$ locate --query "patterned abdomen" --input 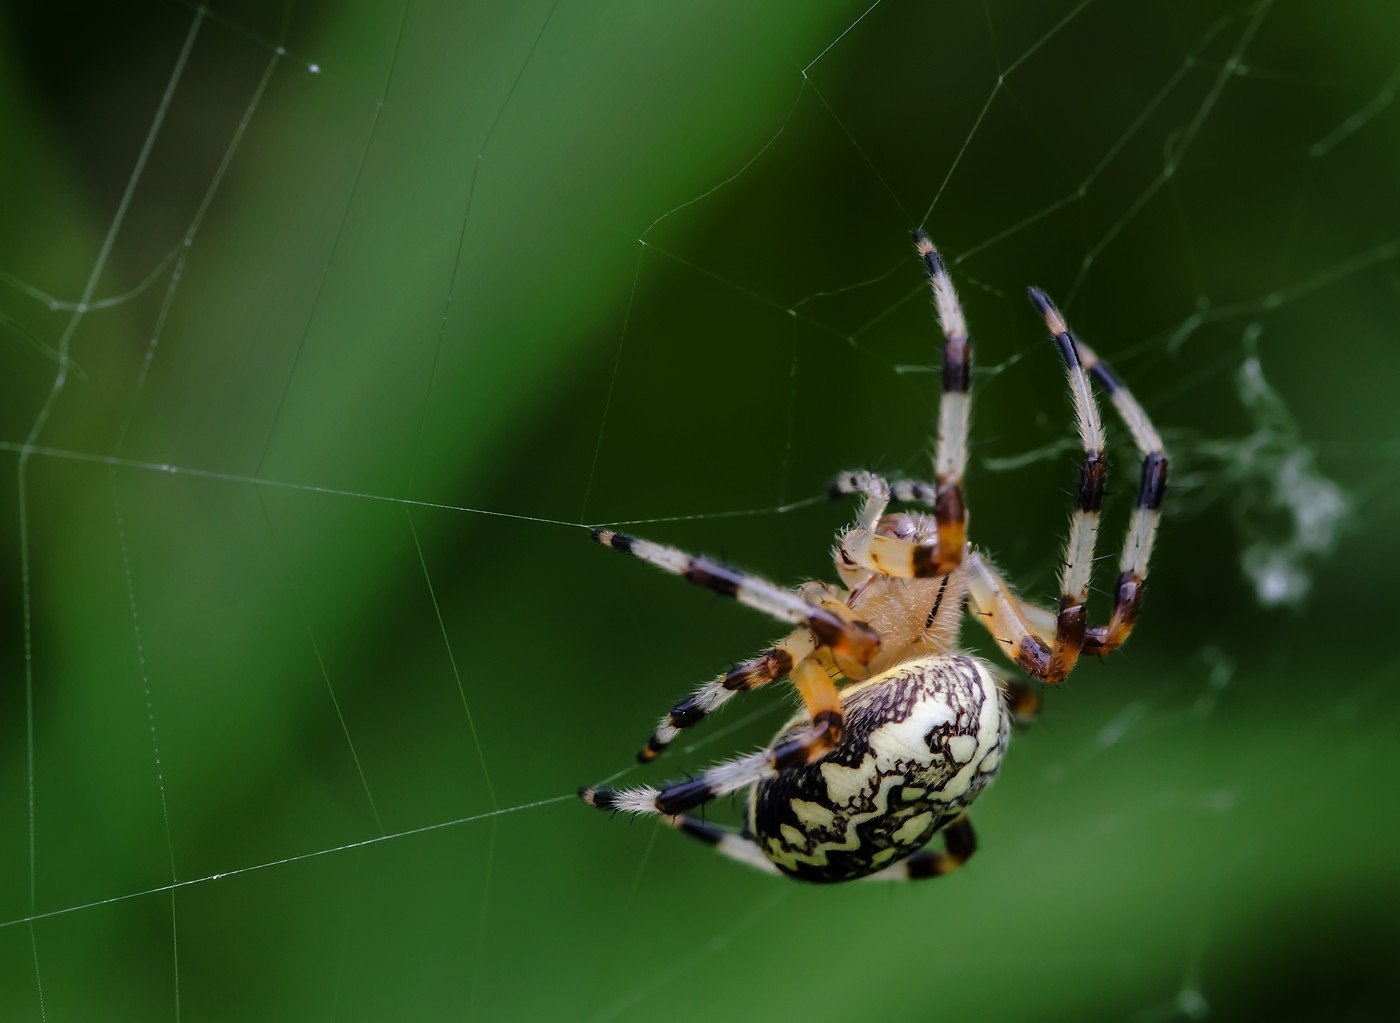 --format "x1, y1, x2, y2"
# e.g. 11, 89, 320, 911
747, 655, 1009, 883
